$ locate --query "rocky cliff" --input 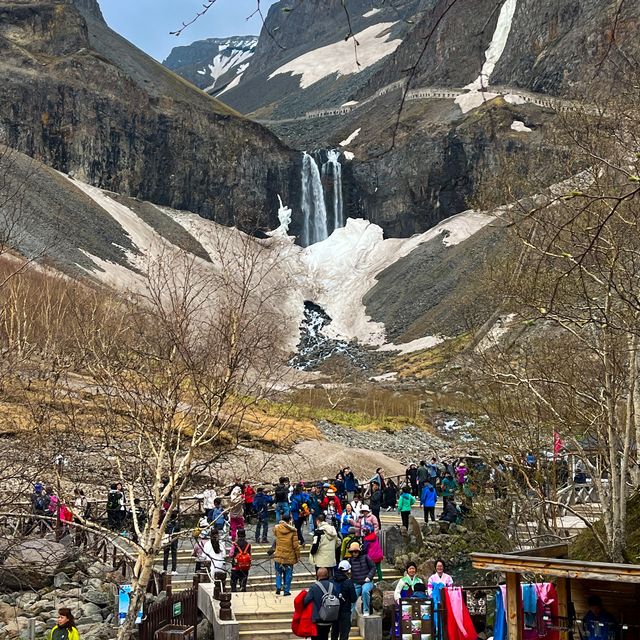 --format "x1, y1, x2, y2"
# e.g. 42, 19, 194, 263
0, 0, 299, 230
216, 0, 428, 118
